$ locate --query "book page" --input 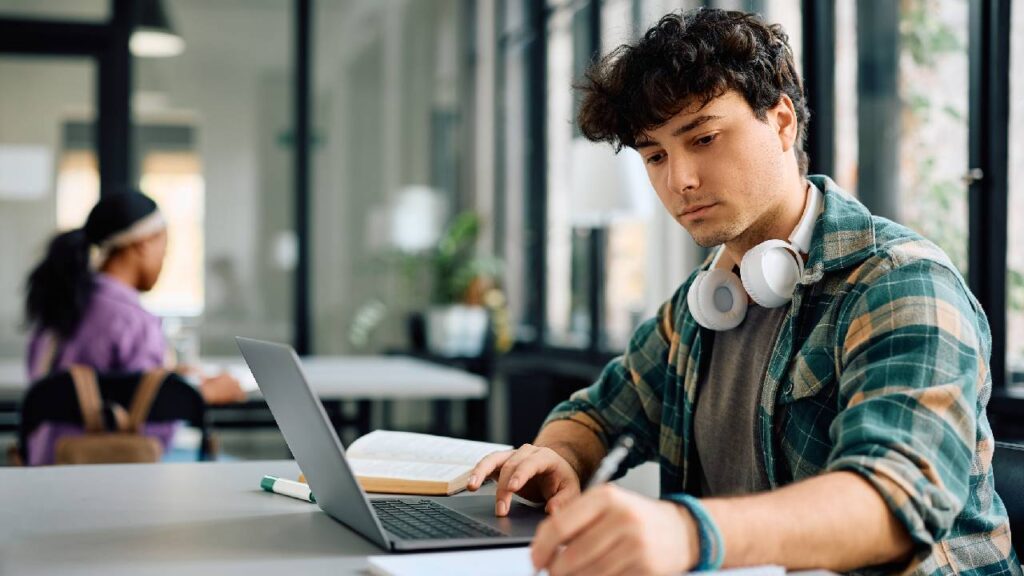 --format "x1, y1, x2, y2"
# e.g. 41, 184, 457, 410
349, 459, 469, 482
347, 431, 511, 466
